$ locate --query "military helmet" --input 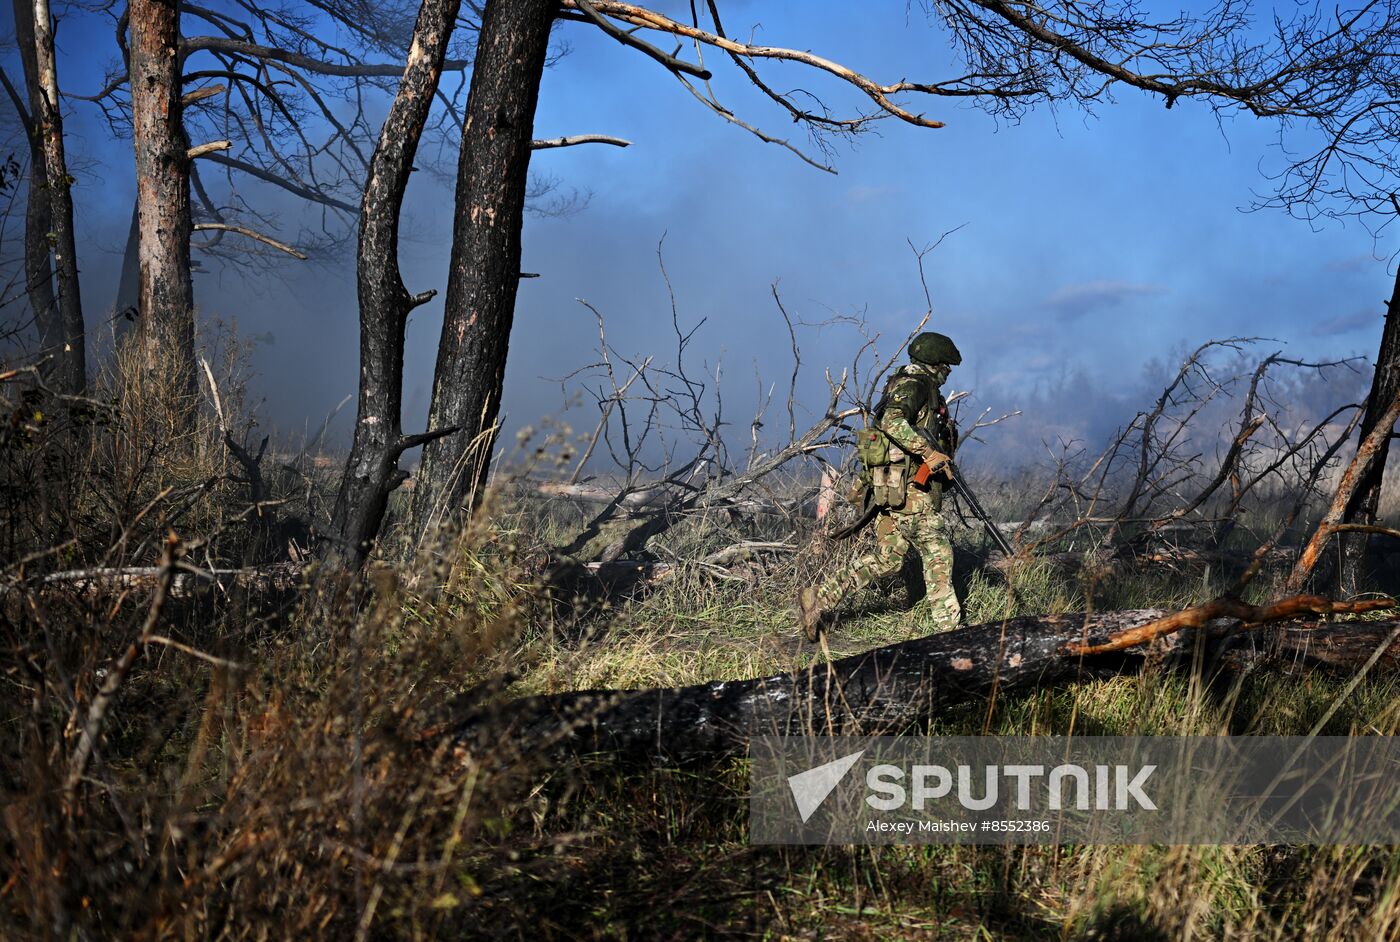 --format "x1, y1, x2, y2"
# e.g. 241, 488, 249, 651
908, 331, 961, 367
